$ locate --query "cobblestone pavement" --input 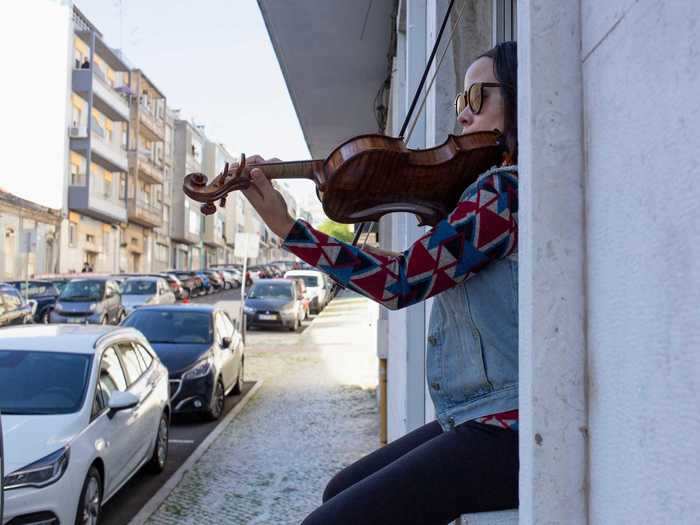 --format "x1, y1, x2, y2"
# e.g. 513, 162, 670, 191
146, 290, 379, 525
